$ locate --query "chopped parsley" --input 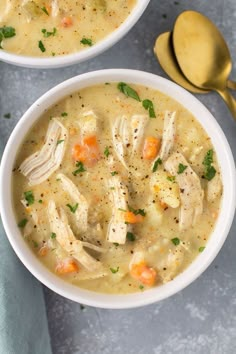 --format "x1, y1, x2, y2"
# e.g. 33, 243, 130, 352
18, 219, 28, 228
61, 112, 68, 117
118, 208, 127, 212
177, 163, 187, 174
152, 158, 162, 172
24, 190, 34, 205
139, 285, 144, 290
0, 26, 16, 48
167, 176, 175, 182
3, 113, 11, 119
38, 199, 43, 204
113, 243, 119, 247
142, 99, 156, 118
117, 82, 141, 102
32, 240, 38, 248
110, 266, 119, 274
41, 6, 49, 15
128, 205, 146, 216
72, 161, 86, 176
57, 139, 64, 145
50, 232, 57, 239
111, 171, 118, 176
199, 246, 205, 253
171, 237, 180, 246
202, 149, 216, 181
42, 28, 57, 38
126, 232, 136, 242
104, 146, 110, 157
80, 37, 93, 46
38, 40, 46, 52
66, 203, 79, 213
